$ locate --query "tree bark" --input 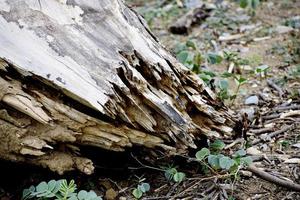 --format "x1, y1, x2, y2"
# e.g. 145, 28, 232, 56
0, 0, 236, 174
